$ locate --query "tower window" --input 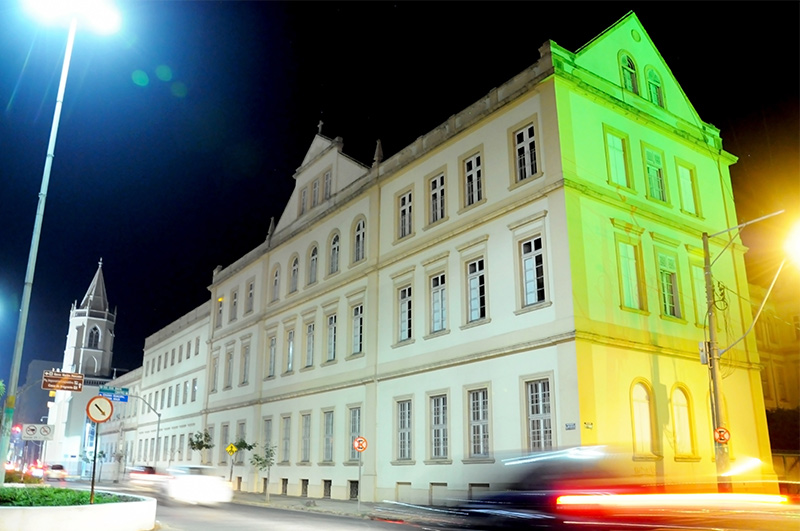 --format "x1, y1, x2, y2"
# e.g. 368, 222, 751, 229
88, 327, 100, 349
